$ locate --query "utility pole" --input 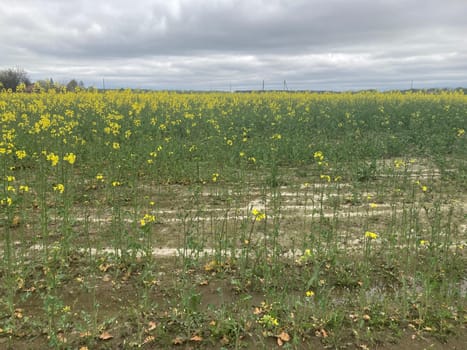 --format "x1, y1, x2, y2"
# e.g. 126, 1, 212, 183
262, 80, 265, 91
283, 80, 288, 91
102, 78, 106, 91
